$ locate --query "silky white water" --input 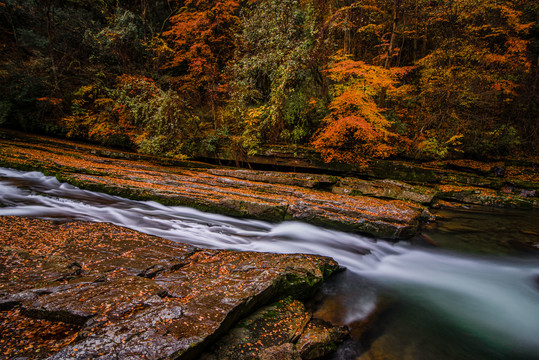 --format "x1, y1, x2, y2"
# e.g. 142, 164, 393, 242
1, 167, 538, 359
